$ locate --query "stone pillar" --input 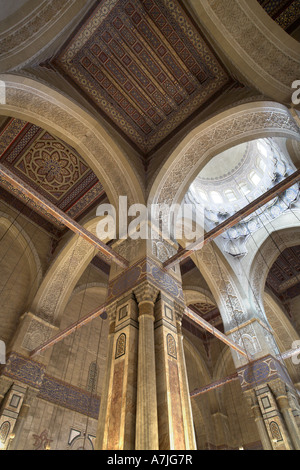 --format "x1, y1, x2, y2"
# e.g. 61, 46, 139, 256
0, 383, 27, 450
154, 292, 182, 450
226, 306, 300, 450
97, 294, 139, 450
0, 311, 57, 449
95, 237, 196, 450
174, 303, 197, 450
134, 282, 159, 450
237, 356, 298, 450
271, 382, 300, 450
246, 390, 272, 450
